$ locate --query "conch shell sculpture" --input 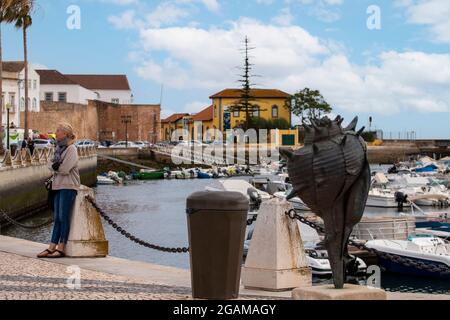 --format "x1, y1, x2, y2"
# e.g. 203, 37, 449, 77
280, 116, 371, 289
